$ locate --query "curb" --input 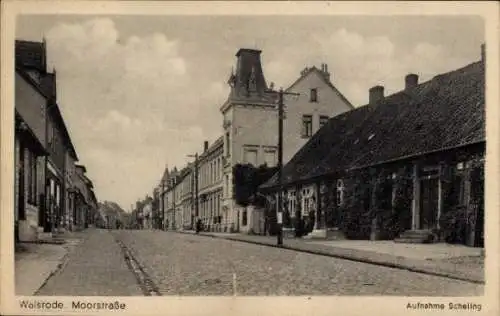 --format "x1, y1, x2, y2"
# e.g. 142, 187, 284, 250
32, 241, 80, 296
176, 231, 484, 285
